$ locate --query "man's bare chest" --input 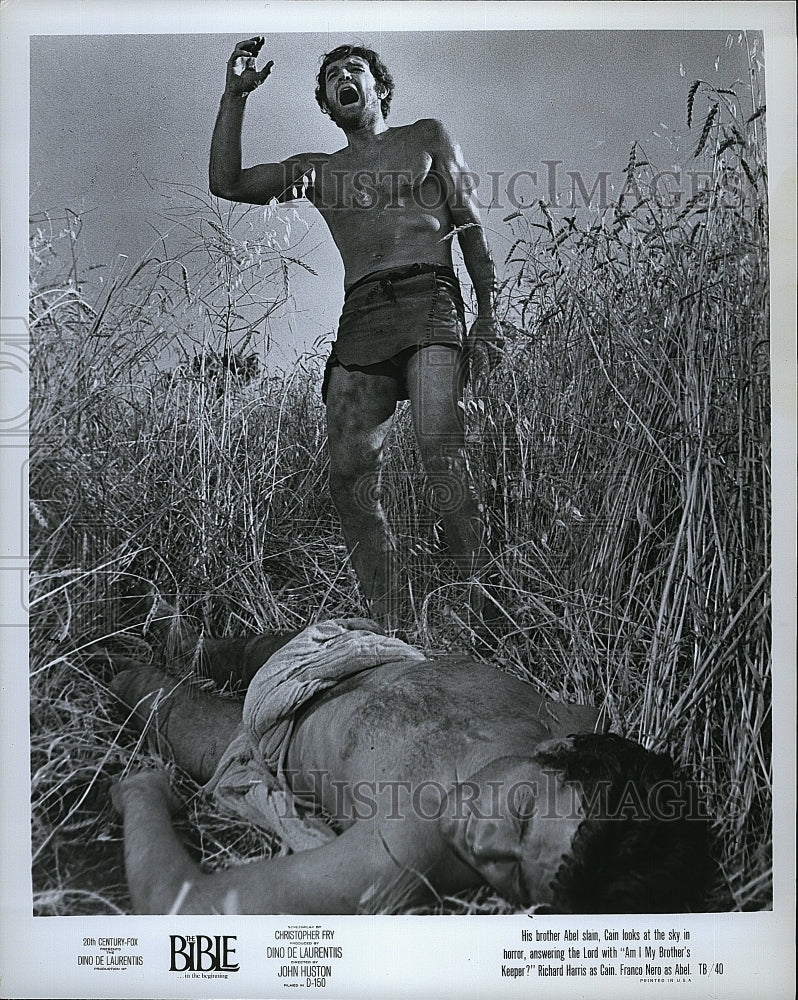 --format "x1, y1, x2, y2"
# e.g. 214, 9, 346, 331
314, 144, 440, 212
